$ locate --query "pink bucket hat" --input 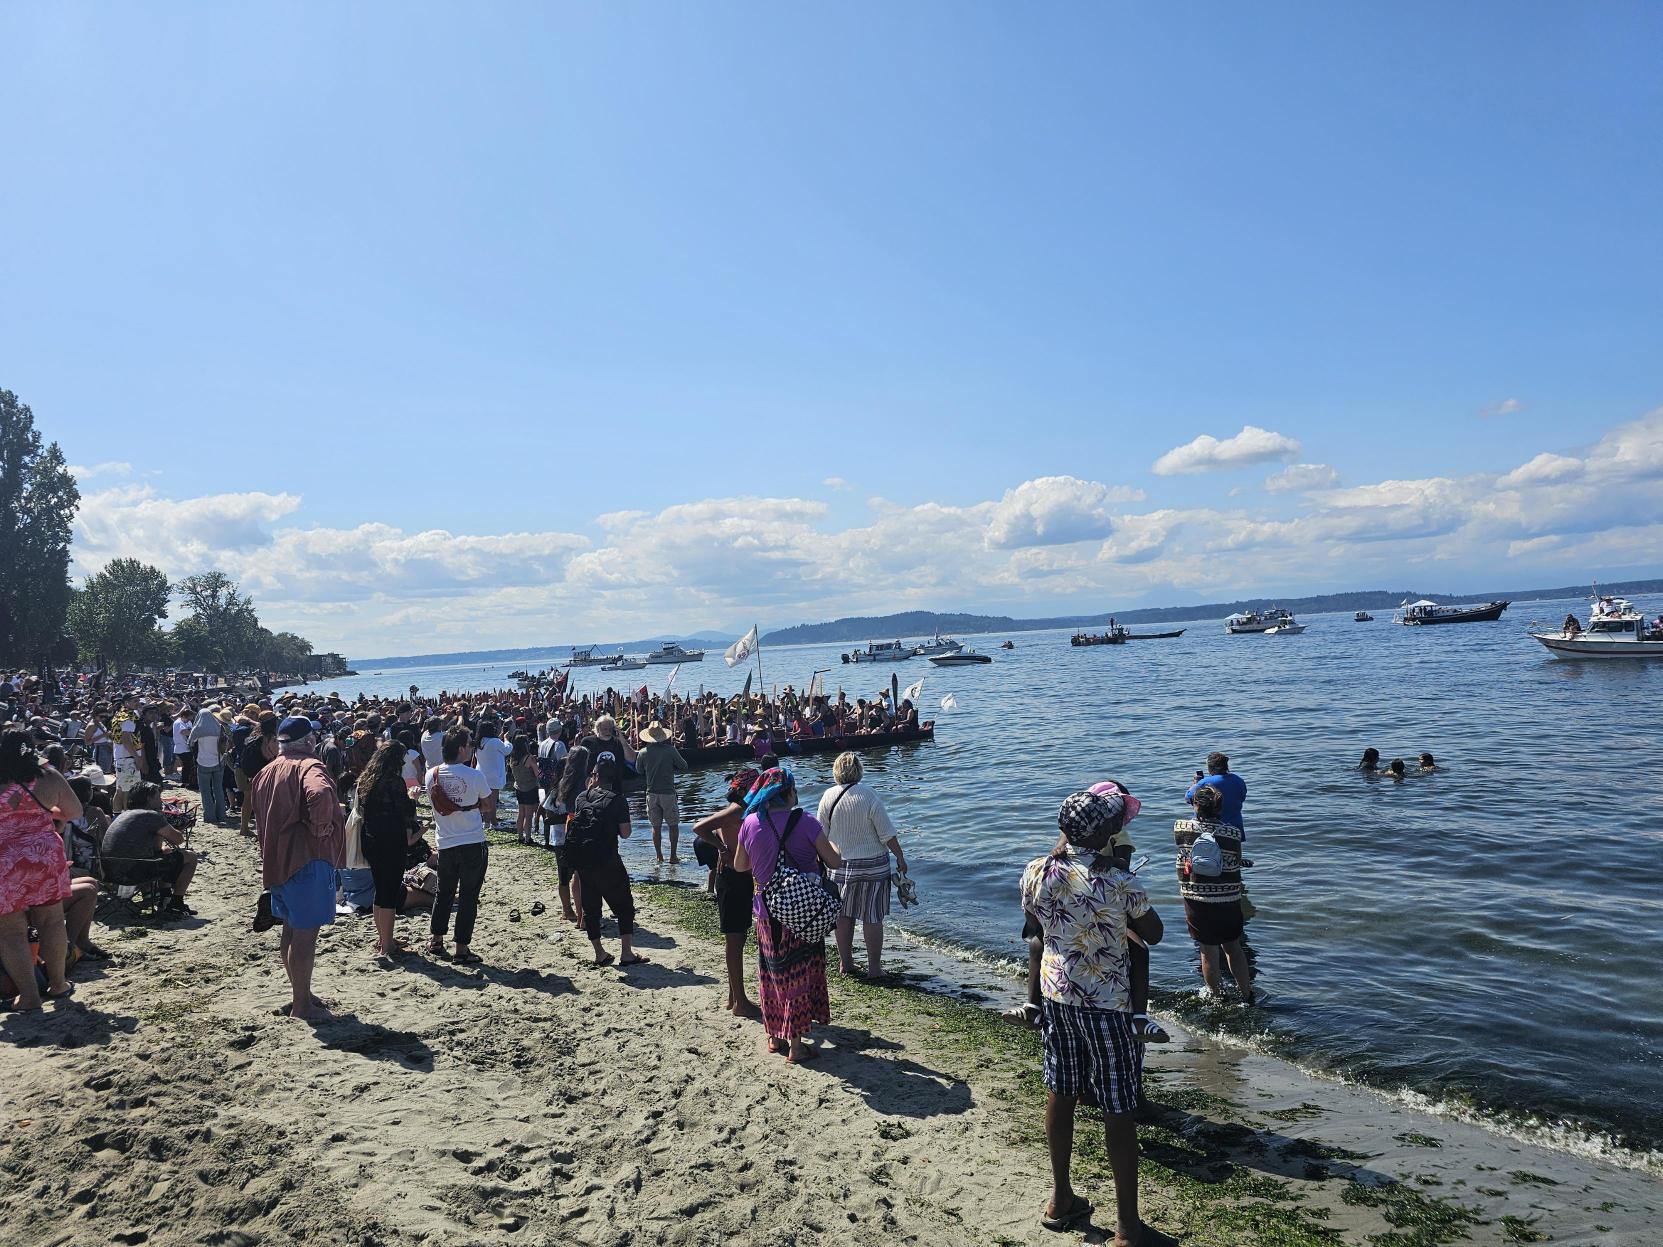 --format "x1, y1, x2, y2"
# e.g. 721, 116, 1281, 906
1089, 780, 1140, 825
